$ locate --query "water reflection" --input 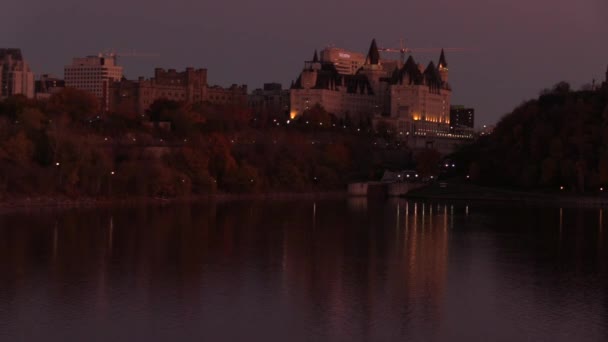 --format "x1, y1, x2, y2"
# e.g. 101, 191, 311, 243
0, 201, 607, 341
